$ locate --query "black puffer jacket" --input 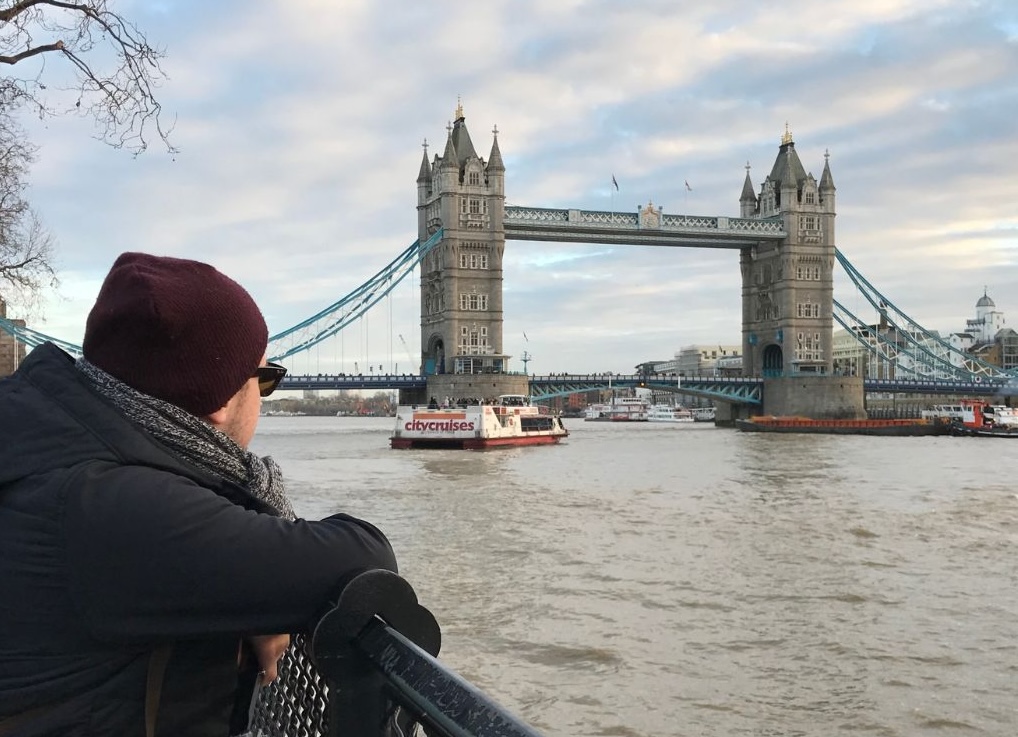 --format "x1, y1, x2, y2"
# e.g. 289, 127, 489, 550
0, 344, 398, 736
